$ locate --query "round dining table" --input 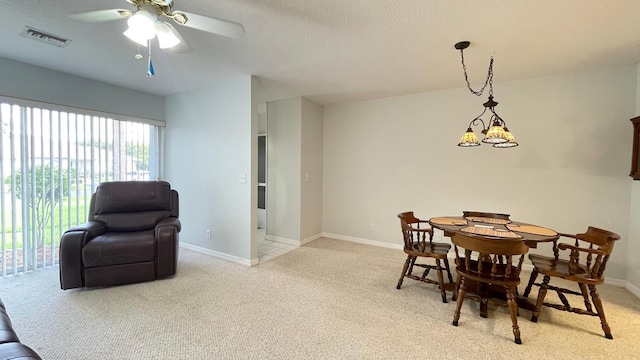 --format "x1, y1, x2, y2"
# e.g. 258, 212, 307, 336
428, 215, 559, 316
428, 216, 559, 248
